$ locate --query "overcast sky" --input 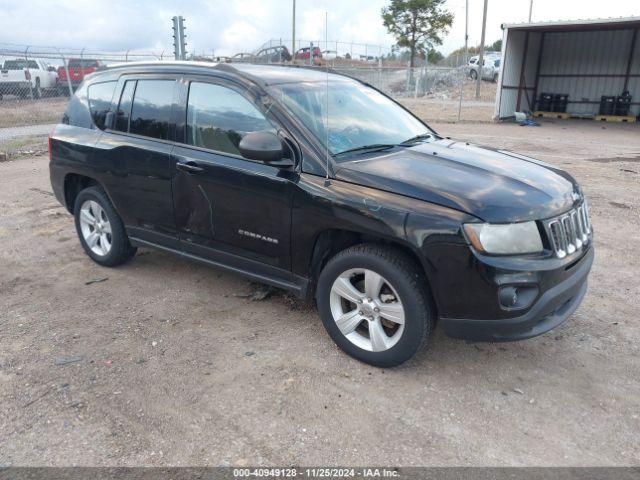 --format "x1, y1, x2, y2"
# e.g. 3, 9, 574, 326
1, 0, 638, 57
